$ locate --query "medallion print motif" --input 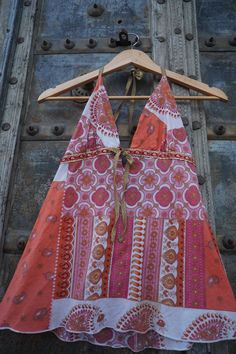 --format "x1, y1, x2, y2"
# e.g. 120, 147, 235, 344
0, 71, 236, 353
